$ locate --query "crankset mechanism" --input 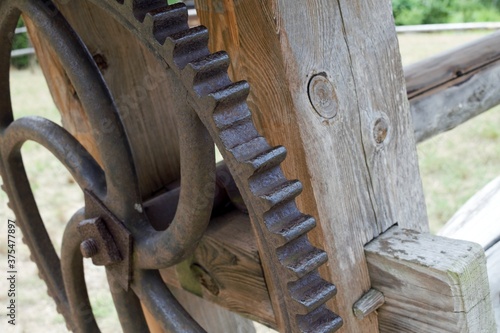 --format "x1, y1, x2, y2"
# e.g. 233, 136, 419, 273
0, 0, 342, 332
